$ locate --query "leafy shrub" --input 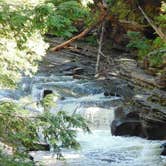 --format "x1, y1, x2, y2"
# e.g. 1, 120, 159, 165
127, 31, 151, 58
33, 0, 89, 37
0, 0, 89, 88
0, 98, 90, 159
0, 149, 34, 166
127, 31, 166, 67
0, 2, 49, 88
